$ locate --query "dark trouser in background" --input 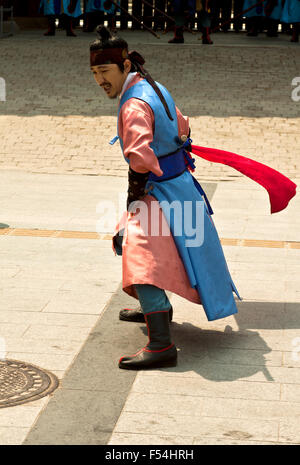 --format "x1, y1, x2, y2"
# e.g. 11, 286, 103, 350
210, 0, 233, 31
44, 14, 77, 36
233, 0, 244, 31
83, 11, 104, 32
44, 15, 56, 35
132, 0, 142, 30
153, 0, 167, 30
291, 22, 300, 42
